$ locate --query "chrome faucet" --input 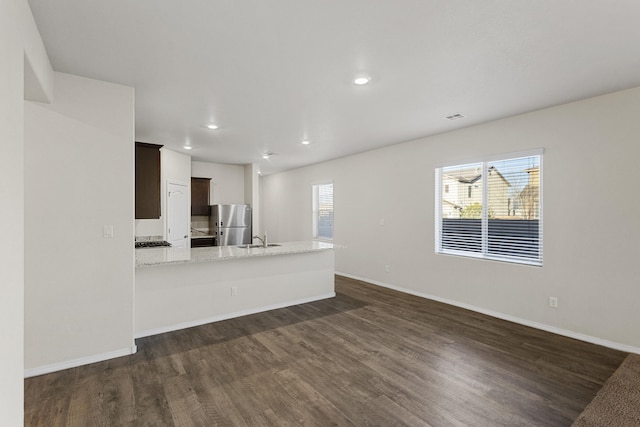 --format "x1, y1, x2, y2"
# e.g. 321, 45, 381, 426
252, 233, 268, 248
